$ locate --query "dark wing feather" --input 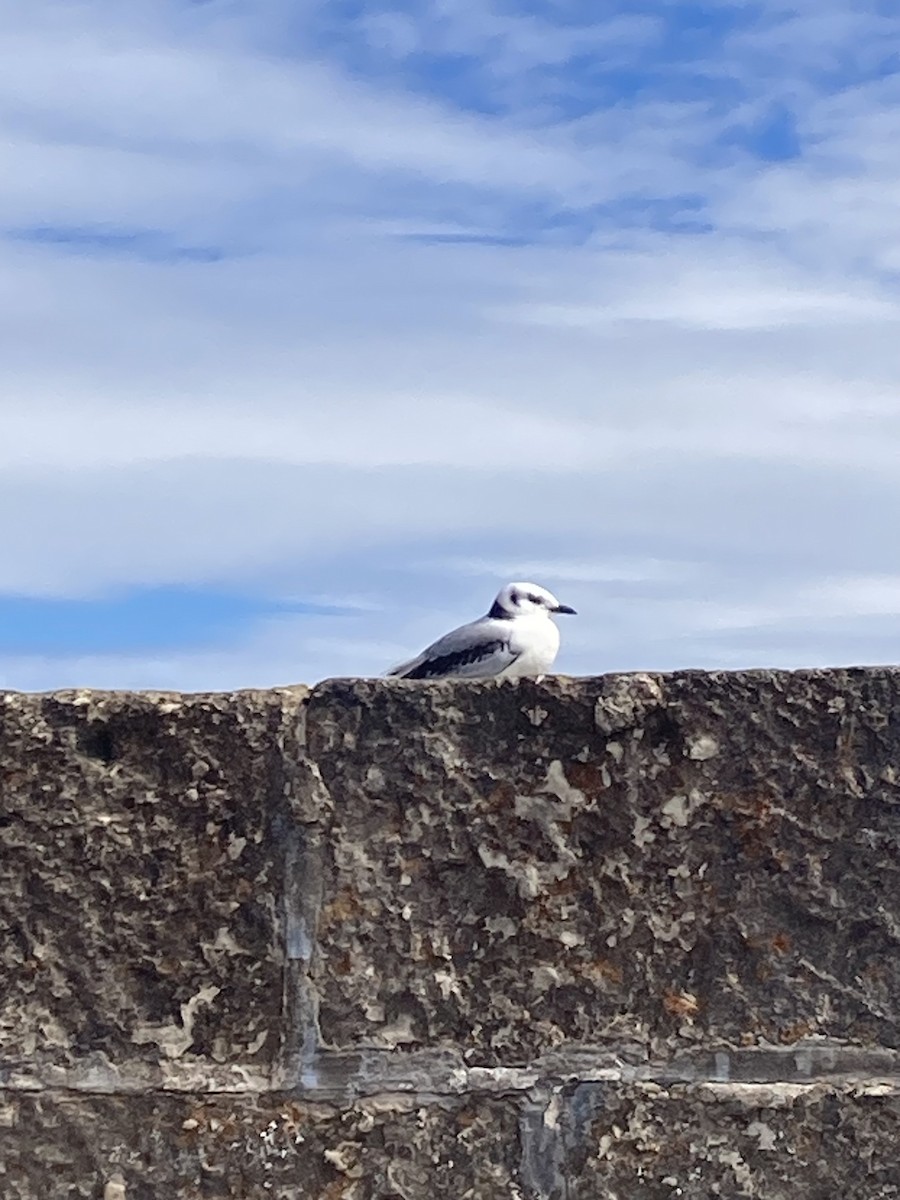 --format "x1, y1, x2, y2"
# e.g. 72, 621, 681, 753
400, 638, 519, 679
387, 616, 523, 679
